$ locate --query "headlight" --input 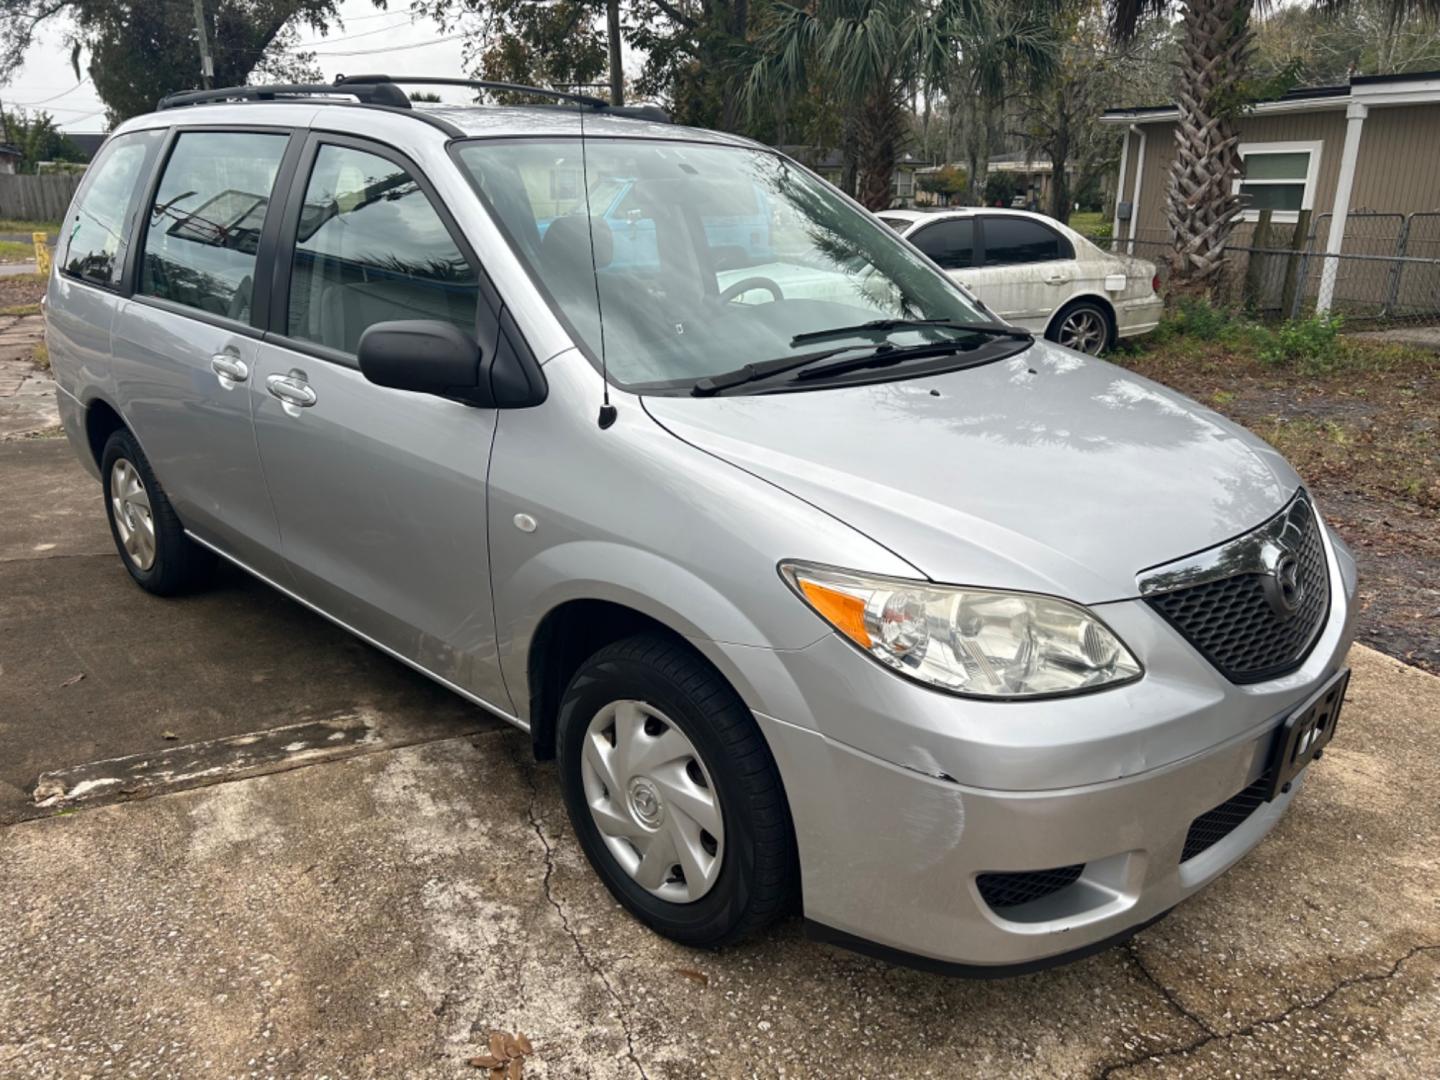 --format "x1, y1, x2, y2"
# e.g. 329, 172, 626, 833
780, 562, 1142, 698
